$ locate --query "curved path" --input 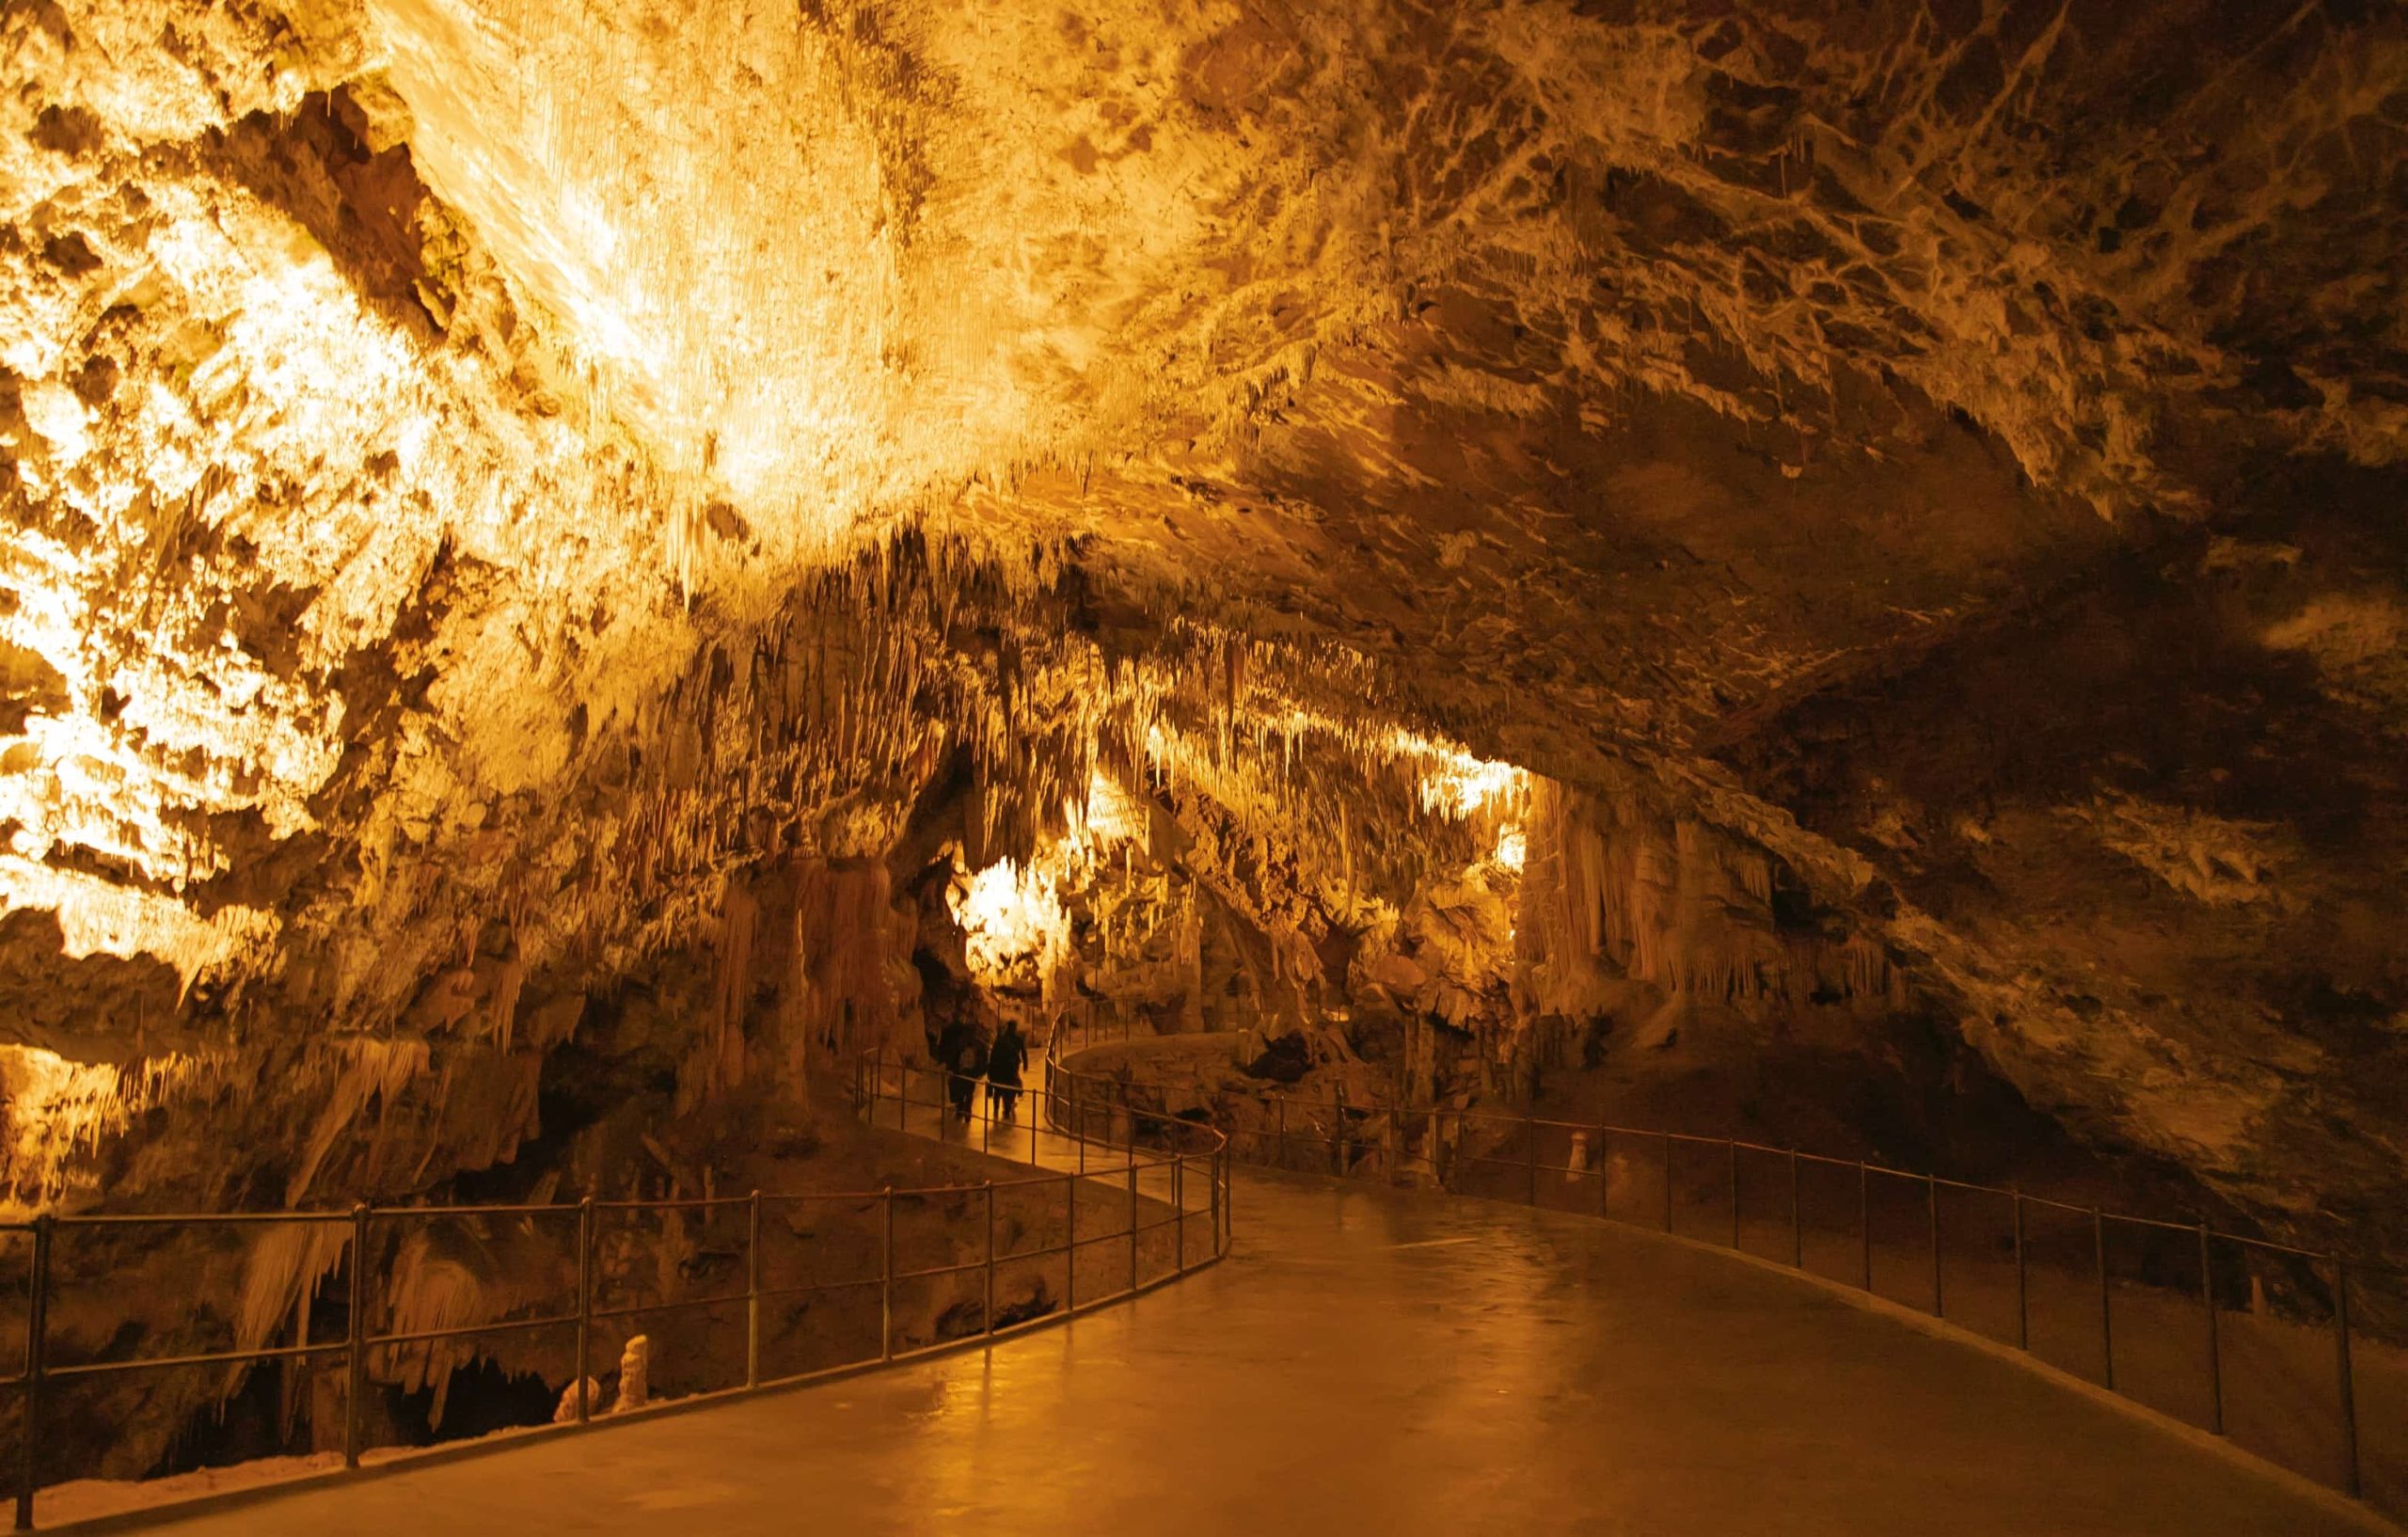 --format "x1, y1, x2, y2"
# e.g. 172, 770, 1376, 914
126, 1143, 2381, 1536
